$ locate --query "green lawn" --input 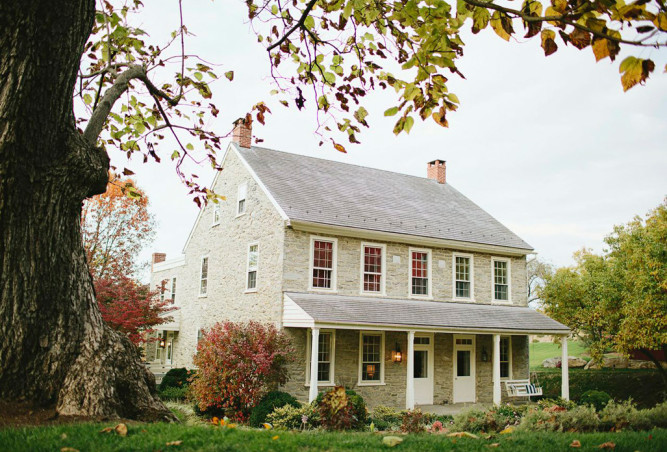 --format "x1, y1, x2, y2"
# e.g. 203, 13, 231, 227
529, 339, 589, 369
1, 423, 666, 452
